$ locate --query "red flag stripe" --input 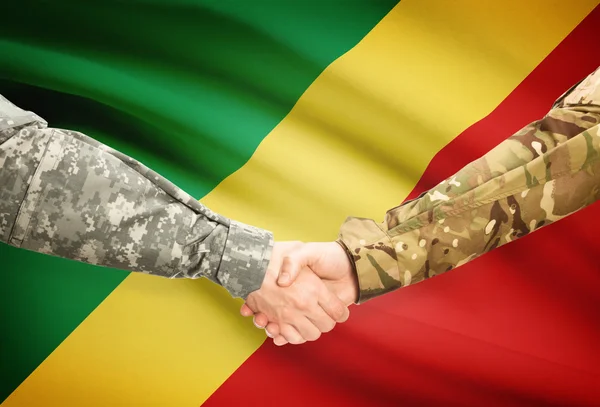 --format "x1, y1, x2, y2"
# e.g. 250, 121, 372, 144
204, 7, 600, 407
